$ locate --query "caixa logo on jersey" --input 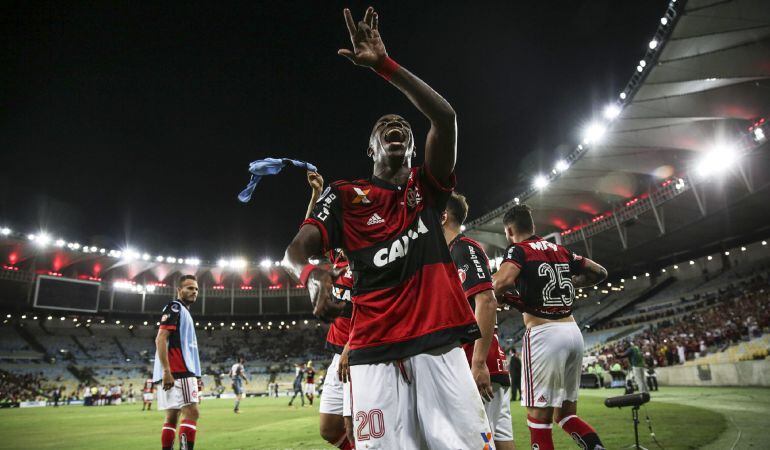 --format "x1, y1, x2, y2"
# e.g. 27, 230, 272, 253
372, 217, 429, 267
316, 191, 337, 222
